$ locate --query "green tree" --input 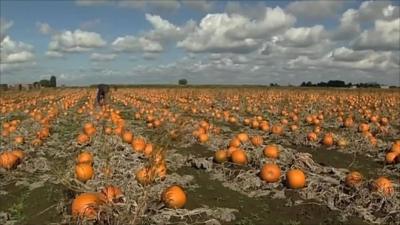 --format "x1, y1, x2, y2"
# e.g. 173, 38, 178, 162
39, 79, 50, 87
178, 79, 188, 85
50, 76, 56, 87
